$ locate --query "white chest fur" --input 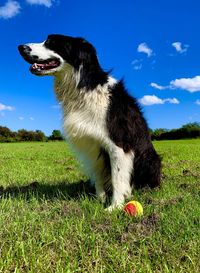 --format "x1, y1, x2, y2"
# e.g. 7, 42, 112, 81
64, 95, 108, 141
60, 76, 116, 145
60, 77, 116, 181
